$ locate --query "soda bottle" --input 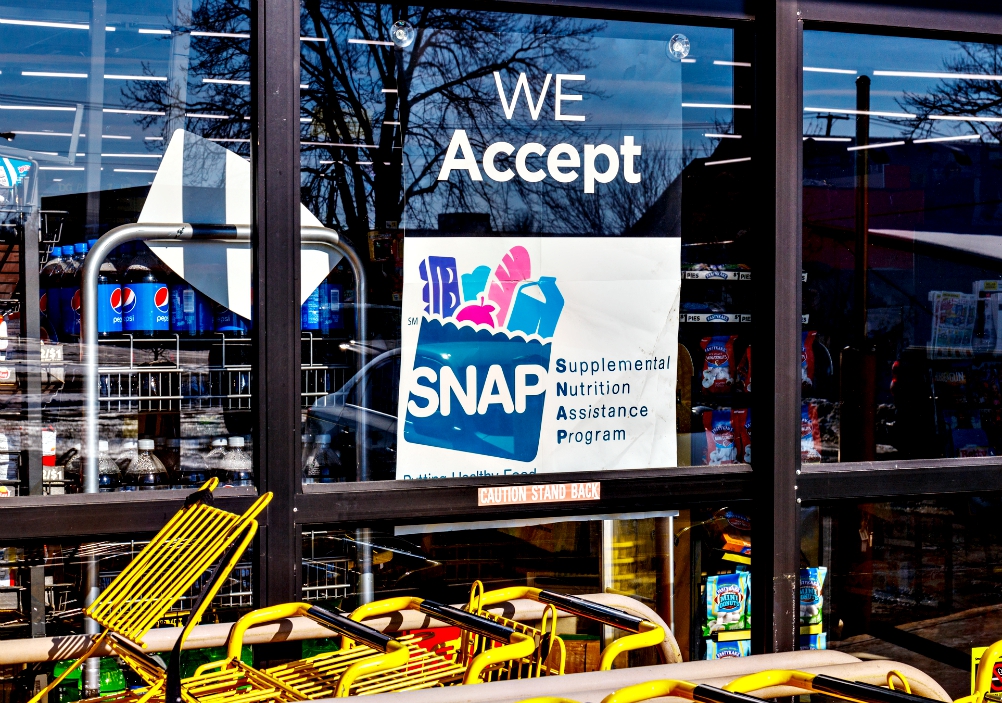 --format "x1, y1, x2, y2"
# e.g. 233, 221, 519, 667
321, 262, 351, 336
214, 305, 251, 338
97, 439, 121, 492
302, 287, 320, 333
176, 438, 210, 488
205, 437, 228, 477
122, 244, 170, 337
39, 246, 65, 340
219, 436, 253, 487
306, 434, 341, 483
123, 439, 169, 490
97, 246, 123, 338
56, 242, 85, 341
301, 433, 315, 483
115, 438, 138, 474
170, 280, 214, 338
